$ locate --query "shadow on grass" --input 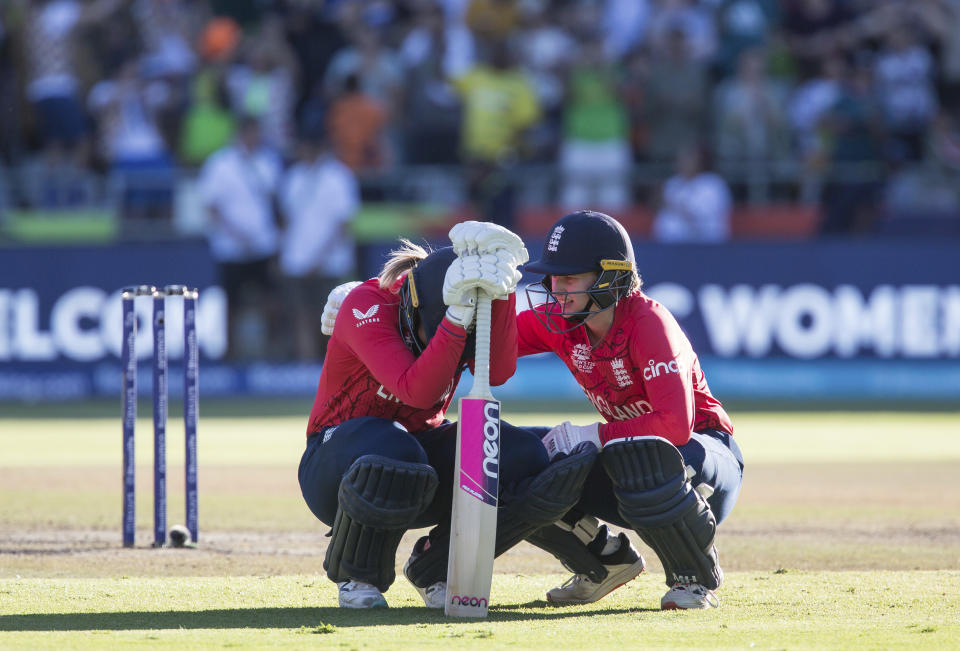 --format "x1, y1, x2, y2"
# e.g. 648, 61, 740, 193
499, 599, 659, 613
1, 605, 649, 631
0, 545, 117, 556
